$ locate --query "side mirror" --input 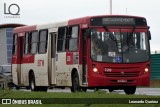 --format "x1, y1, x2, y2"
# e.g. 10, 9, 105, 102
148, 31, 151, 40
84, 29, 91, 38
